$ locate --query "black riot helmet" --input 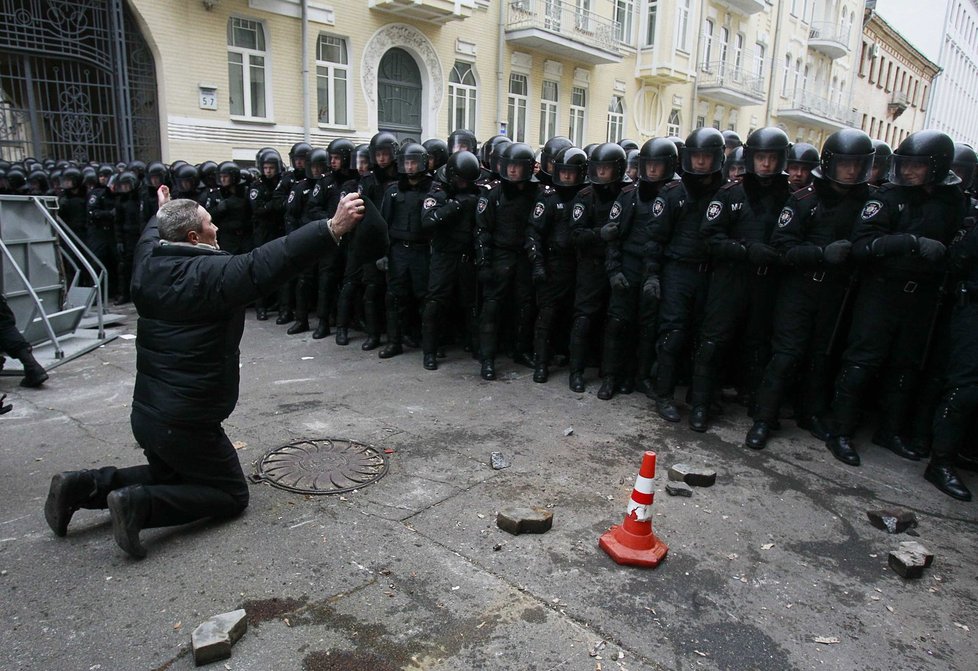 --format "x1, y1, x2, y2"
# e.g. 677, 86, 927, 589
551, 147, 588, 188
199, 161, 219, 188
443, 149, 482, 189
722, 130, 743, 152
259, 148, 283, 176
27, 170, 49, 193
625, 149, 640, 181
174, 163, 199, 191
539, 136, 573, 177
369, 131, 399, 169
787, 142, 820, 166
871, 139, 893, 176
423, 138, 449, 172
587, 143, 627, 185
722, 147, 746, 181
352, 143, 370, 173
951, 142, 978, 189
127, 160, 146, 180
816, 128, 875, 185
6, 168, 26, 191
81, 166, 98, 188
60, 166, 83, 190
116, 171, 138, 192
481, 135, 511, 171
499, 142, 535, 183
218, 160, 241, 186
327, 138, 355, 171
308, 148, 330, 177
289, 142, 313, 169
638, 138, 678, 183
682, 128, 725, 175
582, 143, 600, 158
889, 129, 958, 186
97, 163, 115, 179
618, 138, 639, 152
147, 161, 169, 186
396, 142, 428, 177
744, 126, 790, 176
447, 129, 478, 154
255, 146, 276, 165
